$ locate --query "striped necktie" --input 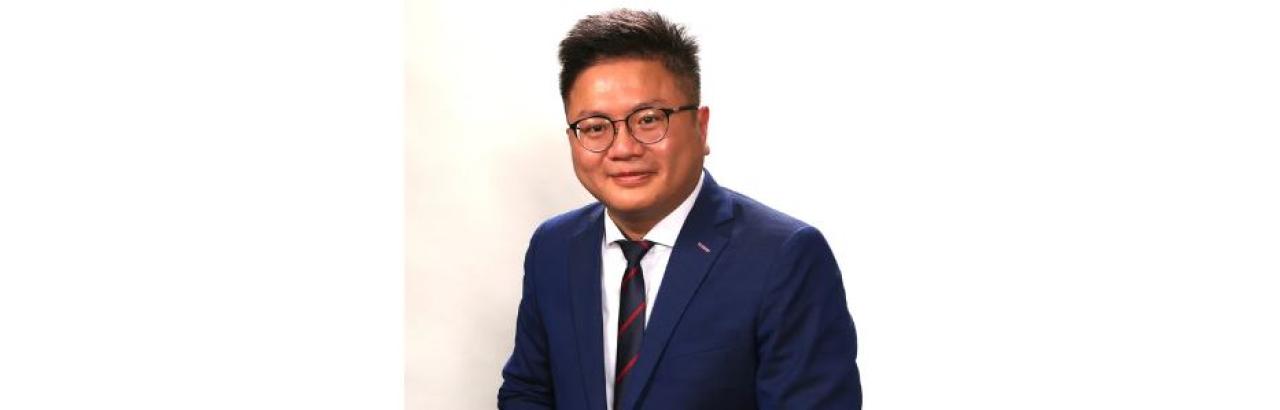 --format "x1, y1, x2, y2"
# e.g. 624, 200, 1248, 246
614, 239, 653, 409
